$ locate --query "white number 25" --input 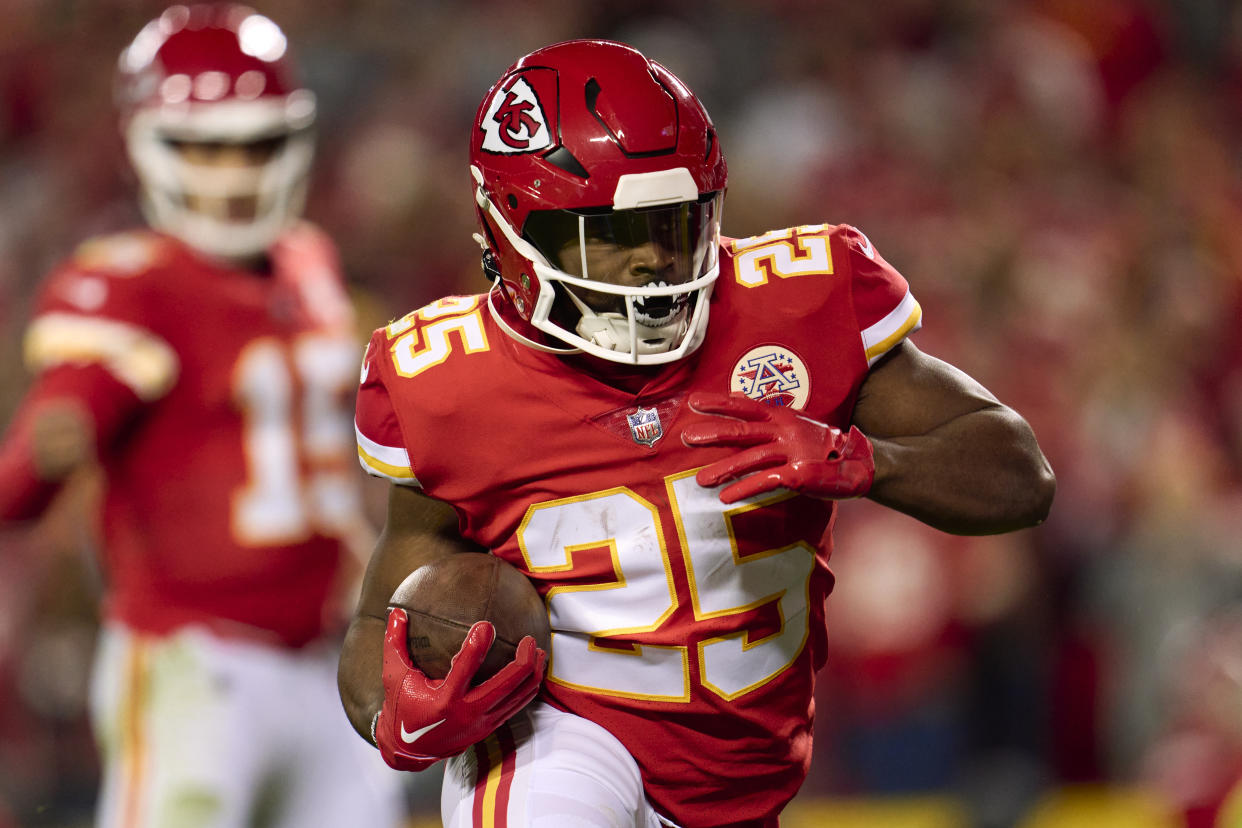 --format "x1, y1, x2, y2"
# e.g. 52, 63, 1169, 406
517, 470, 816, 702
